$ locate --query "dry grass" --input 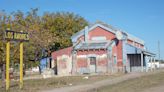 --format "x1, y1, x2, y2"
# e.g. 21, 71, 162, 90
0, 74, 120, 92
97, 71, 164, 92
